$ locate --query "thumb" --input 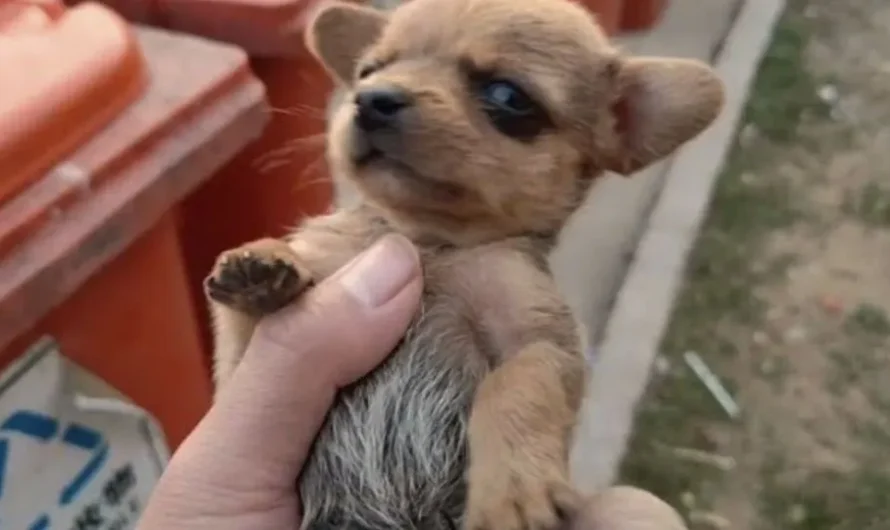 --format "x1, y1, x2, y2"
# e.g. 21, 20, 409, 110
246, 232, 423, 387
176, 234, 422, 490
